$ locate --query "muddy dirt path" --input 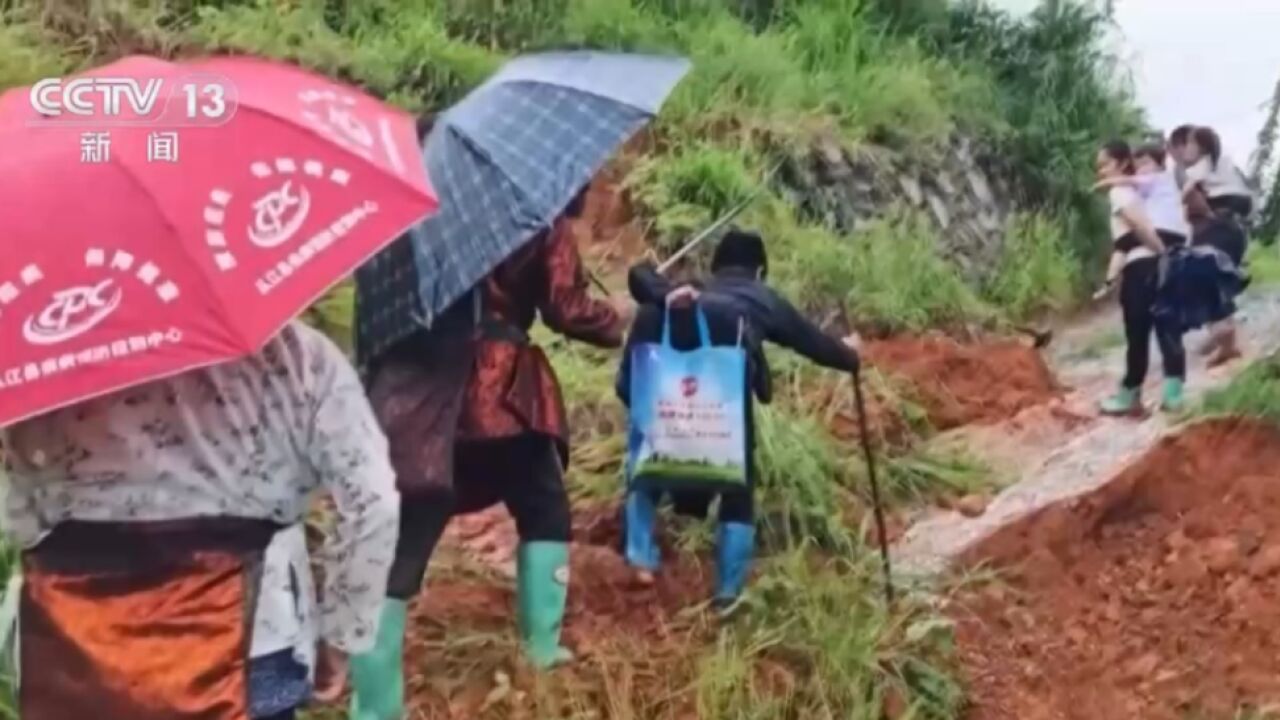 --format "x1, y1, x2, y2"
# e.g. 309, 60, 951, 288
893, 288, 1280, 578
955, 419, 1280, 720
